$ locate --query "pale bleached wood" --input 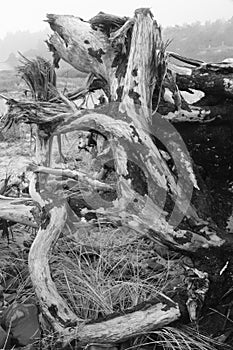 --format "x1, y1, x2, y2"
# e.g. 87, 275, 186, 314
0, 197, 37, 227
31, 165, 113, 190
